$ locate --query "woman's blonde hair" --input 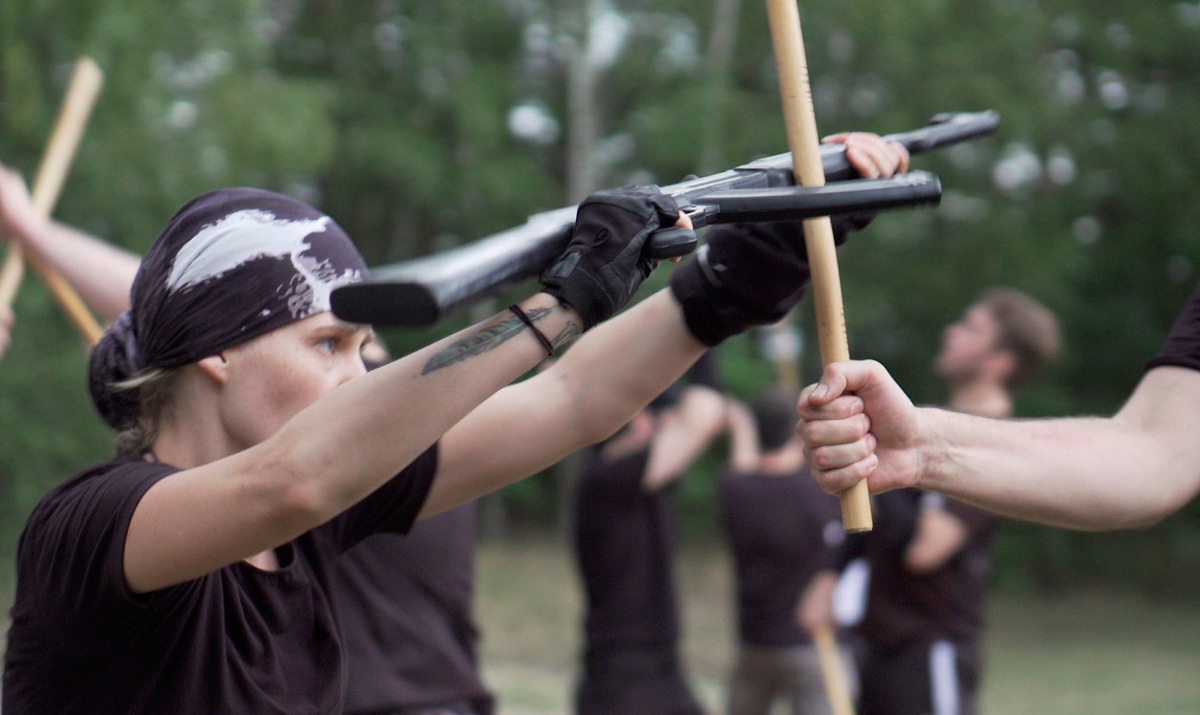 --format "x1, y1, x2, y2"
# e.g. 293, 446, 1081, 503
111, 367, 183, 459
